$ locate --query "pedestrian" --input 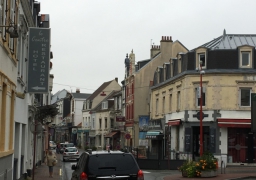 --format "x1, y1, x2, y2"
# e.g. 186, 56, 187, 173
56, 143, 60, 154
46, 150, 57, 178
